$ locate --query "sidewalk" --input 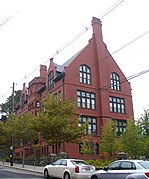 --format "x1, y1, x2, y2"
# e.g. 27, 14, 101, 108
0, 161, 44, 174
